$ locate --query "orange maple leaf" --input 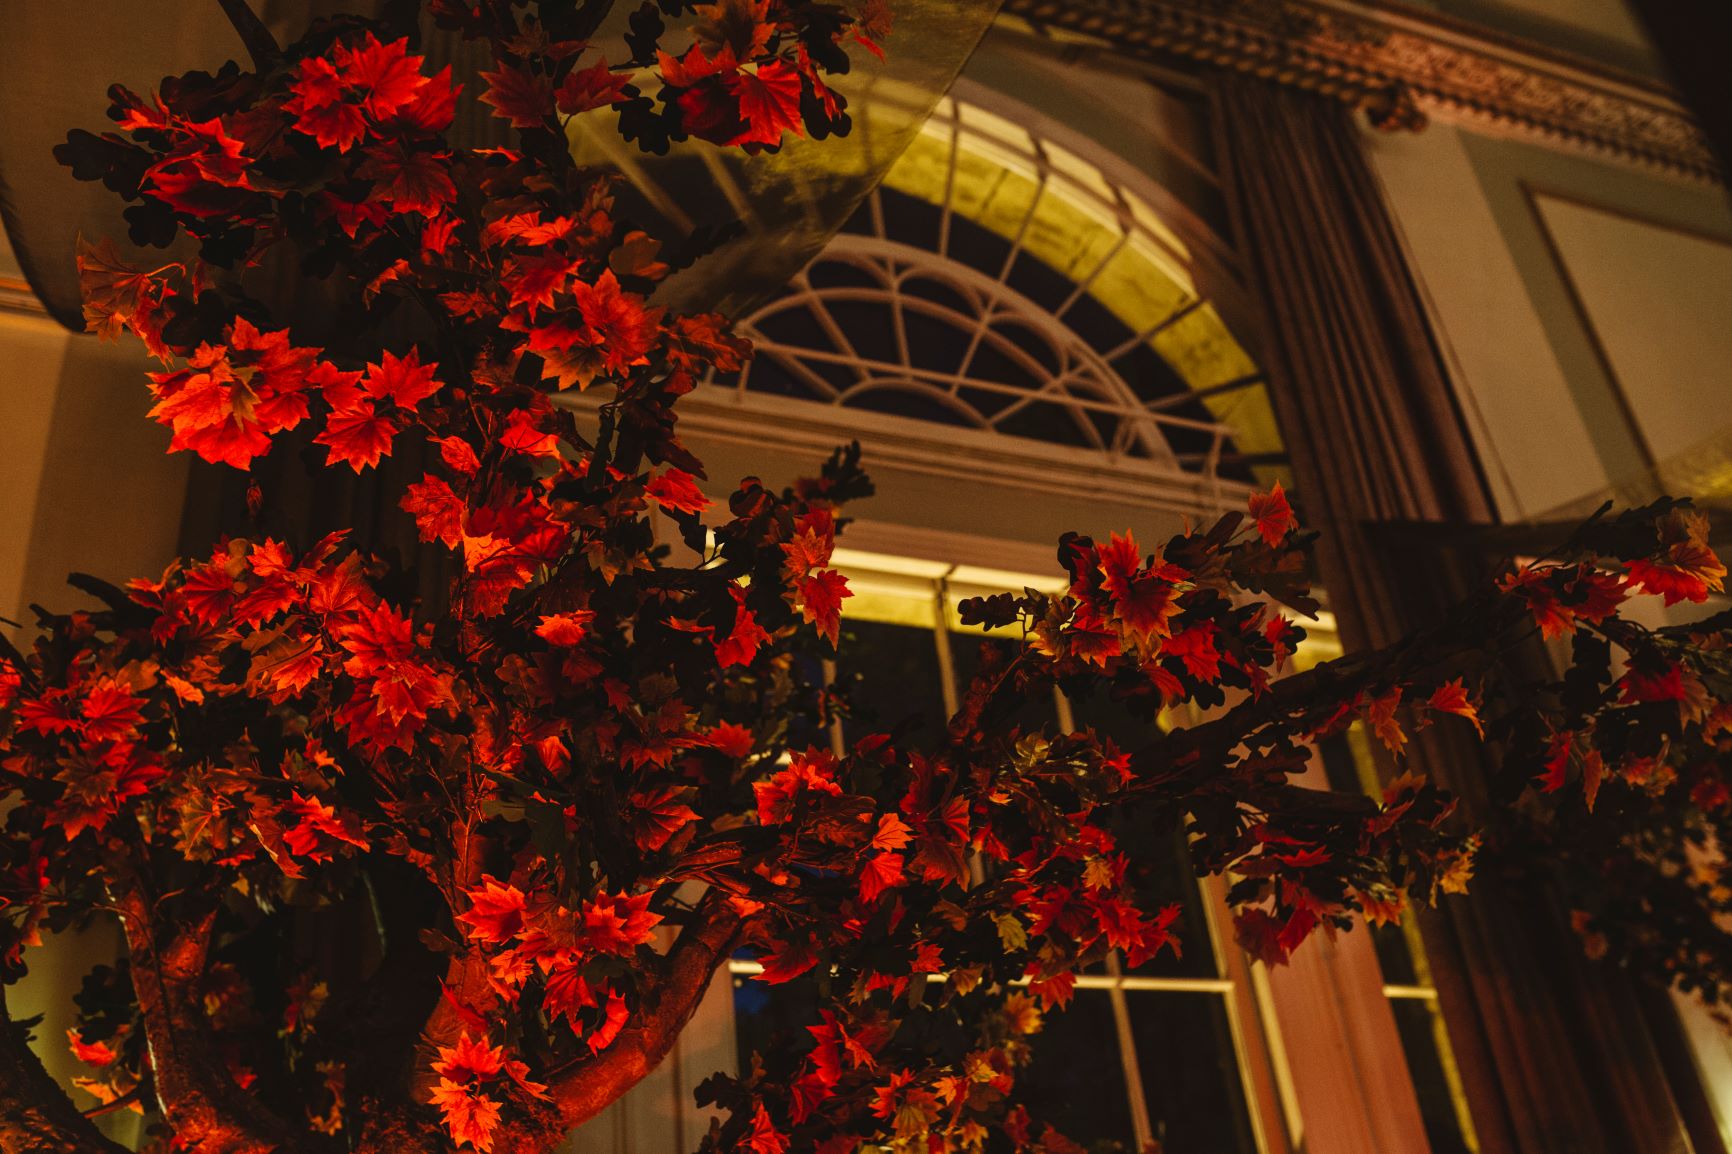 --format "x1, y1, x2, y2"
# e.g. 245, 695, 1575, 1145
1248, 480, 1295, 548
